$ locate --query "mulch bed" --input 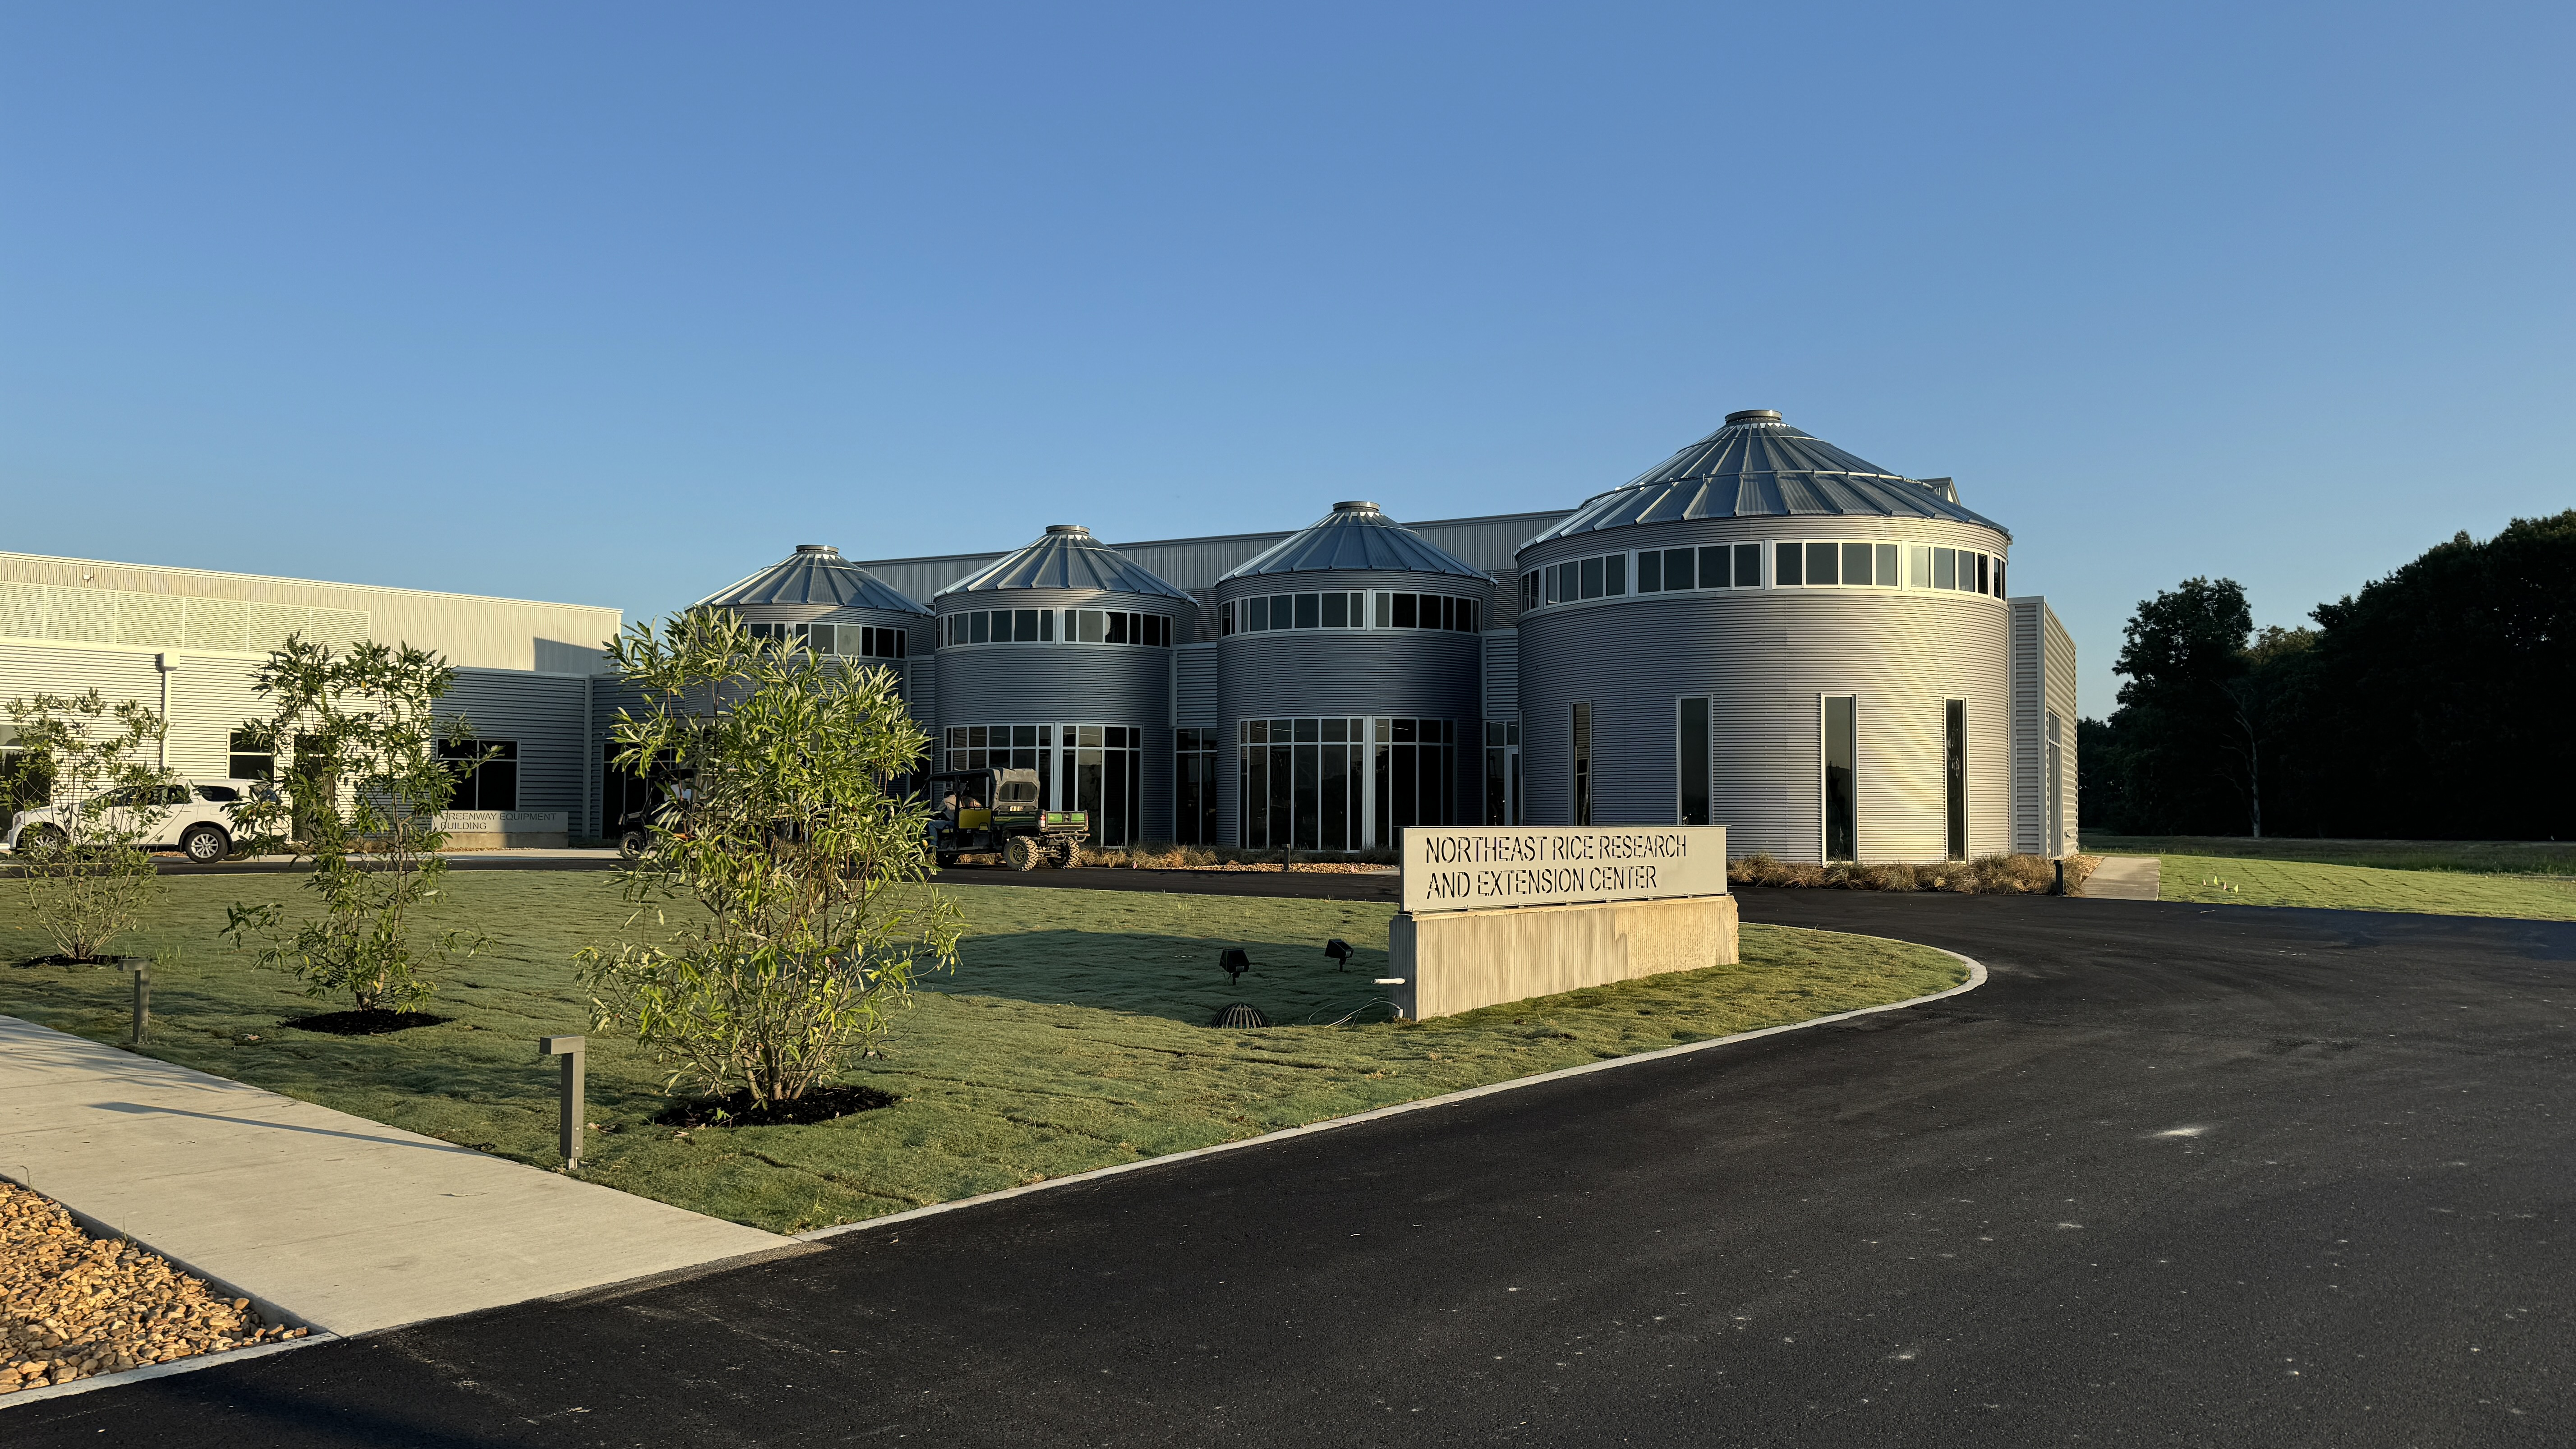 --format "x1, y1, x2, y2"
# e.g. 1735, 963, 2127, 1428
12, 956, 142, 969
278, 1010, 453, 1036
653, 1084, 898, 1128
1, 1180, 307, 1394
